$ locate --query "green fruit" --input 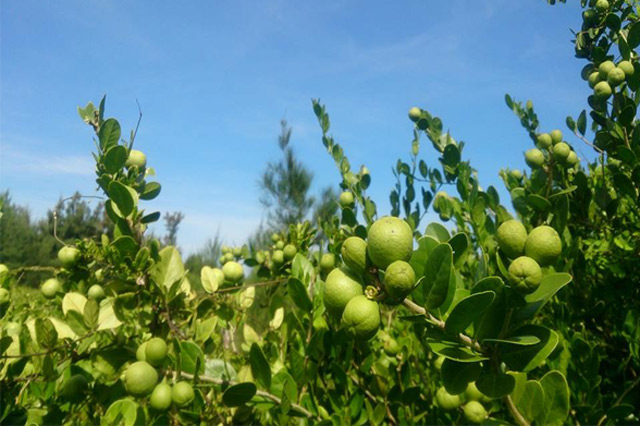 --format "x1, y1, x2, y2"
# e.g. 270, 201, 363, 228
618, 60, 634, 77
58, 246, 80, 267
463, 401, 488, 423
271, 233, 280, 243
594, 81, 612, 100
232, 247, 242, 257
124, 361, 158, 396
125, 149, 147, 168
508, 256, 543, 294
61, 374, 88, 400
598, 60, 615, 79
41, 278, 61, 299
319, 253, 336, 273
367, 217, 414, 270
566, 151, 579, 167
496, 220, 528, 259
583, 9, 597, 24
283, 244, 297, 261
339, 191, 355, 209
87, 284, 105, 300
221, 245, 231, 254
0, 288, 9, 305
524, 149, 545, 168
408, 107, 421, 122
607, 67, 626, 87
145, 337, 168, 367
149, 383, 173, 411
383, 338, 400, 356
323, 268, 364, 317
172, 381, 195, 407
275, 241, 285, 250
384, 260, 416, 301
272, 250, 285, 266
222, 261, 244, 283
588, 71, 600, 88
525, 225, 562, 267
509, 169, 523, 180
0, 264, 8, 276
341, 295, 380, 341
465, 382, 492, 403
536, 133, 552, 149
435, 387, 462, 411
552, 142, 571, 163
595, 0, 609, 12
549, 130, 563, 145
341, 236, 369, 276
224, 252, 235, 263
136, 341, 148, 362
